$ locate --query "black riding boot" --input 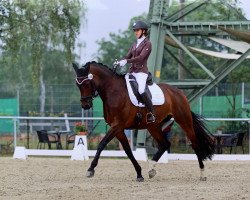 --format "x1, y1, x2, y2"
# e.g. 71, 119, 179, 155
140, 92, 156, 123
